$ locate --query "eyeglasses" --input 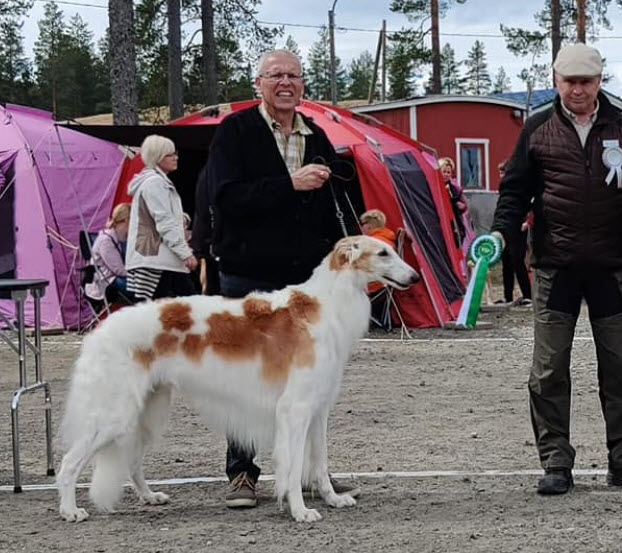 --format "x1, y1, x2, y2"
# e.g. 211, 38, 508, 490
164, 151, 179, 158
260, 72, 303, 83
